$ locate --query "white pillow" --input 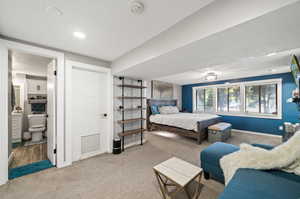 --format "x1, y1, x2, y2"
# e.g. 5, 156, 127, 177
159, 106, 179, 114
